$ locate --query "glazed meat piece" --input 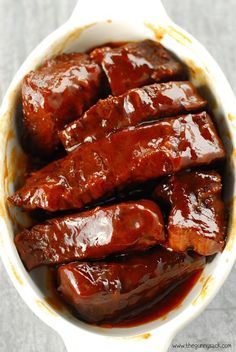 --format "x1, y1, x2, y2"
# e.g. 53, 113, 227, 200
9, 112, 225, 212
154, 171, 226, 255
60, 81, 206, 152
57, 247, 205, 323
15, 200, 165, 270
22, 53, 103, 155
90, 40, 185, 95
